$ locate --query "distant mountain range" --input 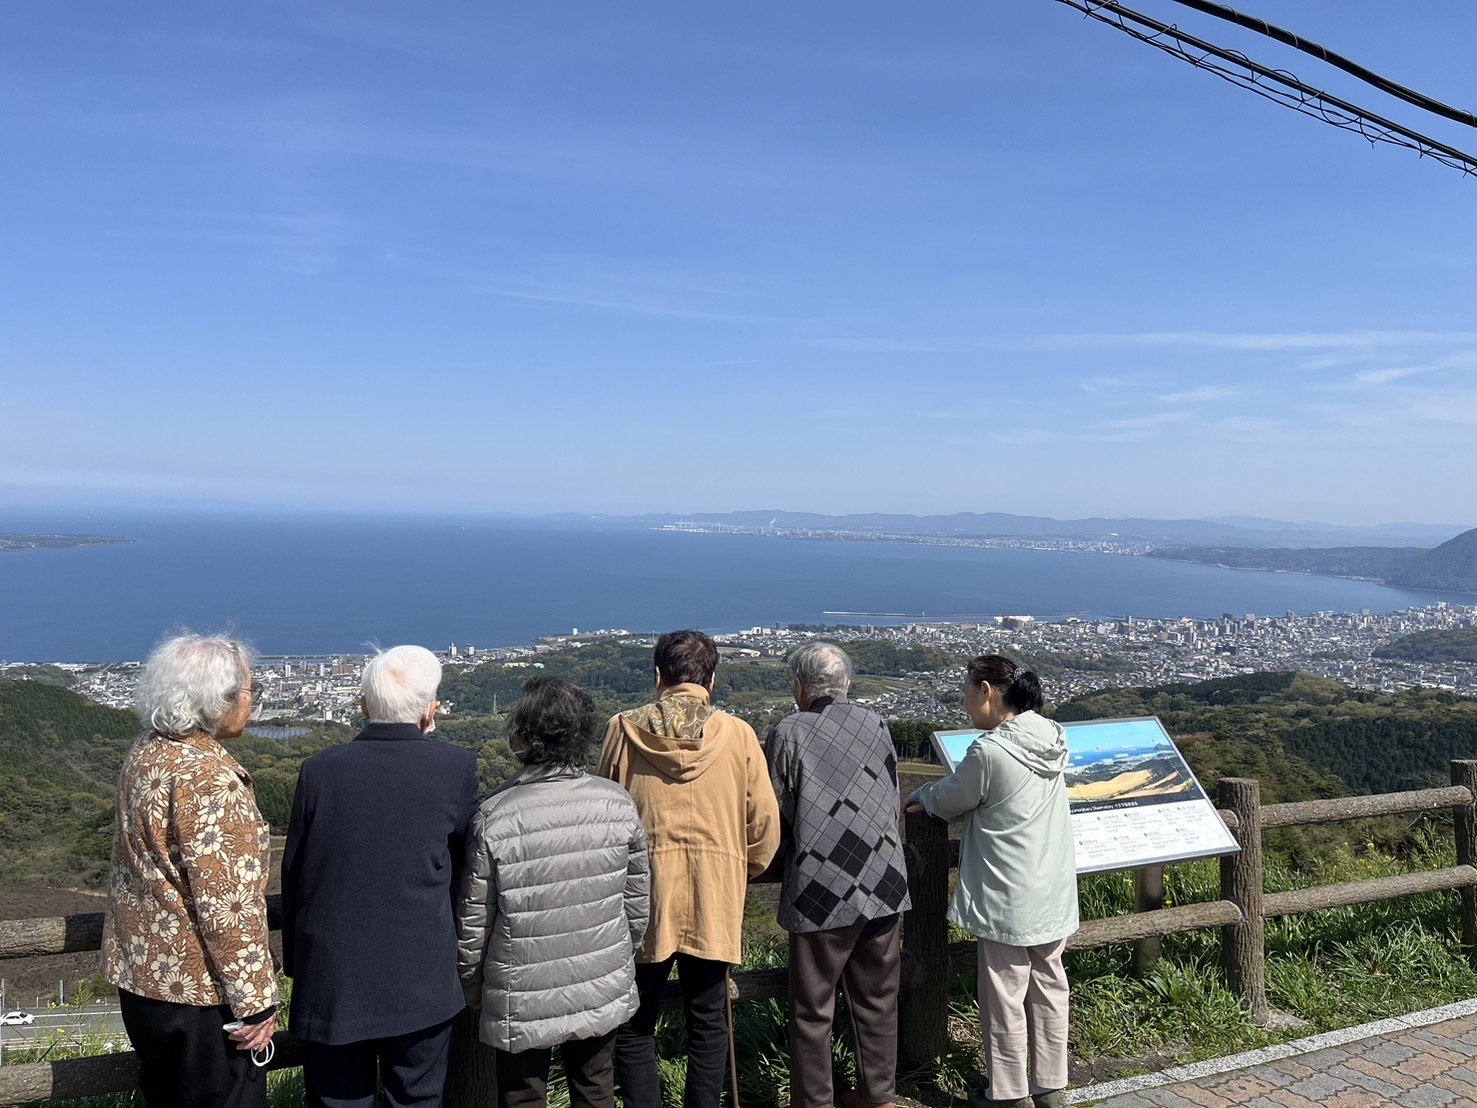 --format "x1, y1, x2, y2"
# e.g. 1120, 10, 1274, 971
1148, 527, 1477, 593
560, 510, 1470, 548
